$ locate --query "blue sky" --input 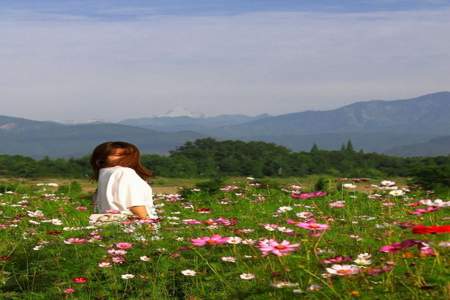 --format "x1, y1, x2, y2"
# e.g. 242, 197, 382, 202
3, 0, 450, 16
1, 1, 450, 122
